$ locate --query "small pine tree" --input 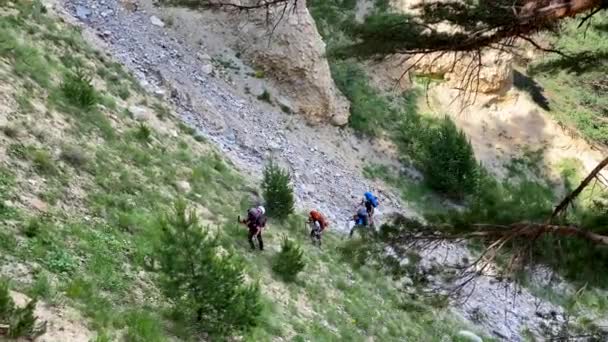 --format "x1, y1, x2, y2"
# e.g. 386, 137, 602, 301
155, 200, 262, 337
0, 280, 12, 321
421, 117, 479, 199
262, 161, 295, 220
60, 67, 98, 109
0, 280, 45, 339
272, 236, 305, 282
